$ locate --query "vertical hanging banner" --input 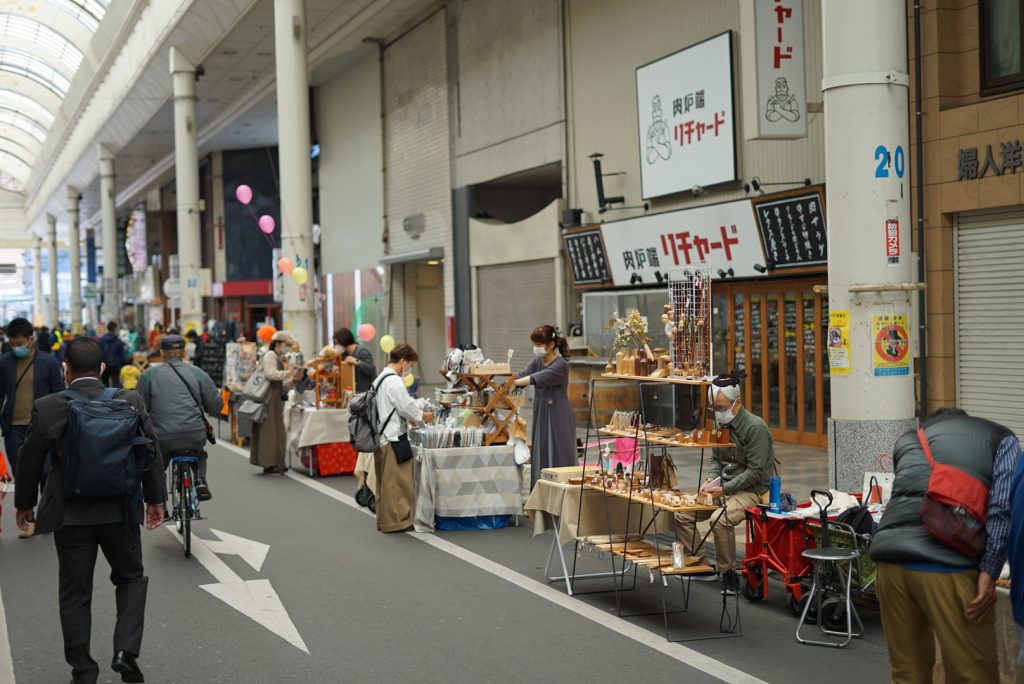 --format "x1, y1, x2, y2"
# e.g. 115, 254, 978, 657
885, 219, 900, 266
754, 0, 806, 138
828, 309, 851, 375
872, 313, 910, 377
272, 248, 284, 303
